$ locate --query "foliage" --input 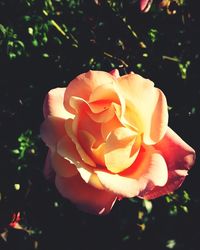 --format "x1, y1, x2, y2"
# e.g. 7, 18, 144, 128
12, 130, 36, 159
0, 0, 200, 250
